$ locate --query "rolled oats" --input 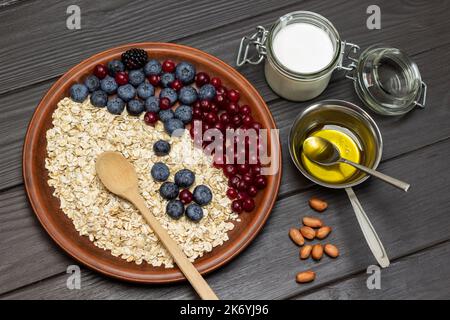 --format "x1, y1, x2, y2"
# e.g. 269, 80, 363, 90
45, 97, 238, 268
